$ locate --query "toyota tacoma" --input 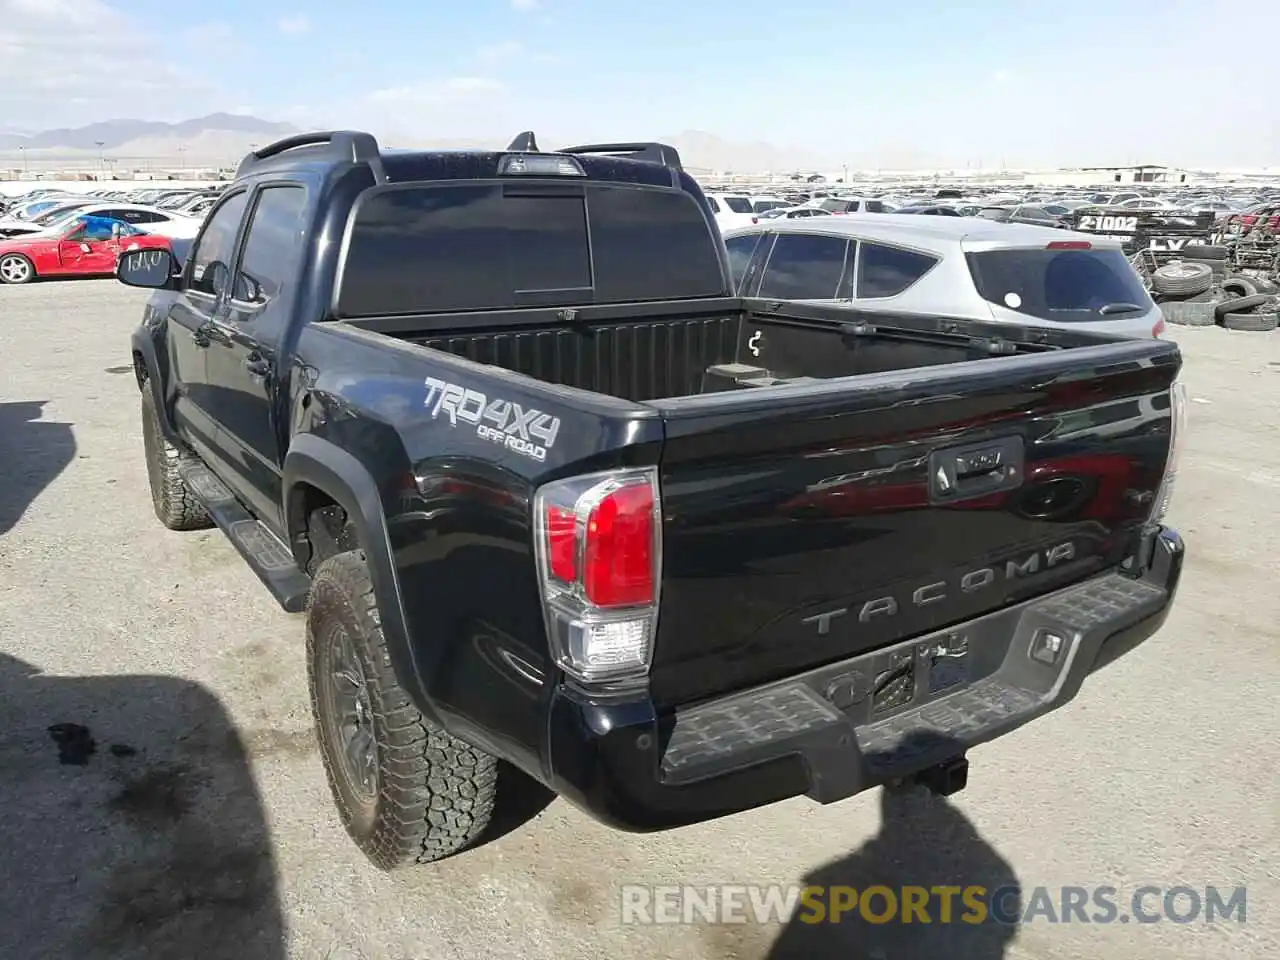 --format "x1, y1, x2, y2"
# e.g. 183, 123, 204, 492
116, 130, 1187, 870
